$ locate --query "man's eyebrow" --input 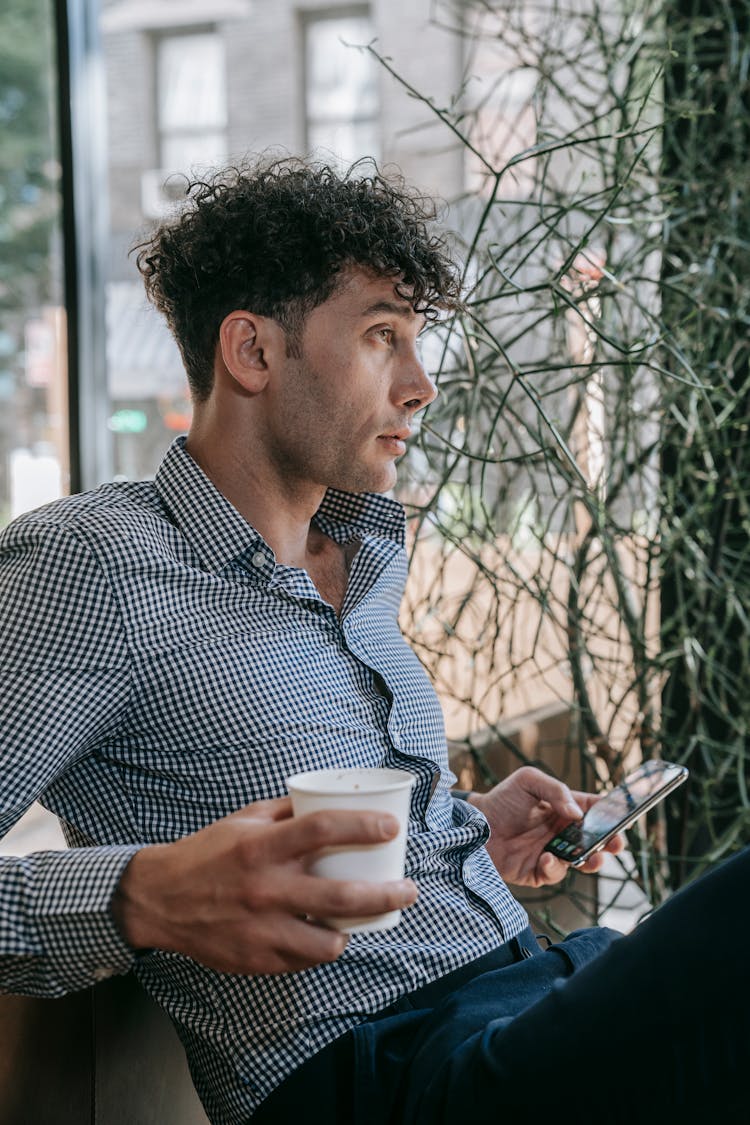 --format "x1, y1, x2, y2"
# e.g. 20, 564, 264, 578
360, 300, 418, 319
360, 300, 428, 332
